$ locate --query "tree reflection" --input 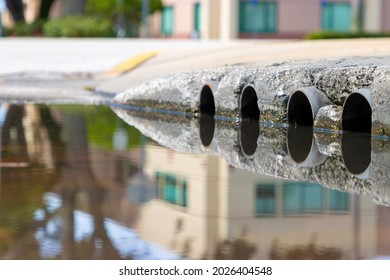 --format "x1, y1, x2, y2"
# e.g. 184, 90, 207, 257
213, 229, 256, 260
1, 105, 124, 259
269, 236, 344, 260
41, 112, 122, 259
1, 104, 56, 259
1, 105, 28, 163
